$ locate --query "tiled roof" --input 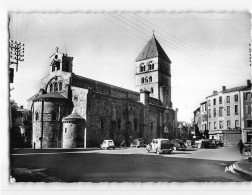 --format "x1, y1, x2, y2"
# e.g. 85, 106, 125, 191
206, 85, 251, 98
135, 36, 171, 63
27, 92, 39, 101
33, 92, 67, 101
62, 112, 85, 121
222, 85, 248, 93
